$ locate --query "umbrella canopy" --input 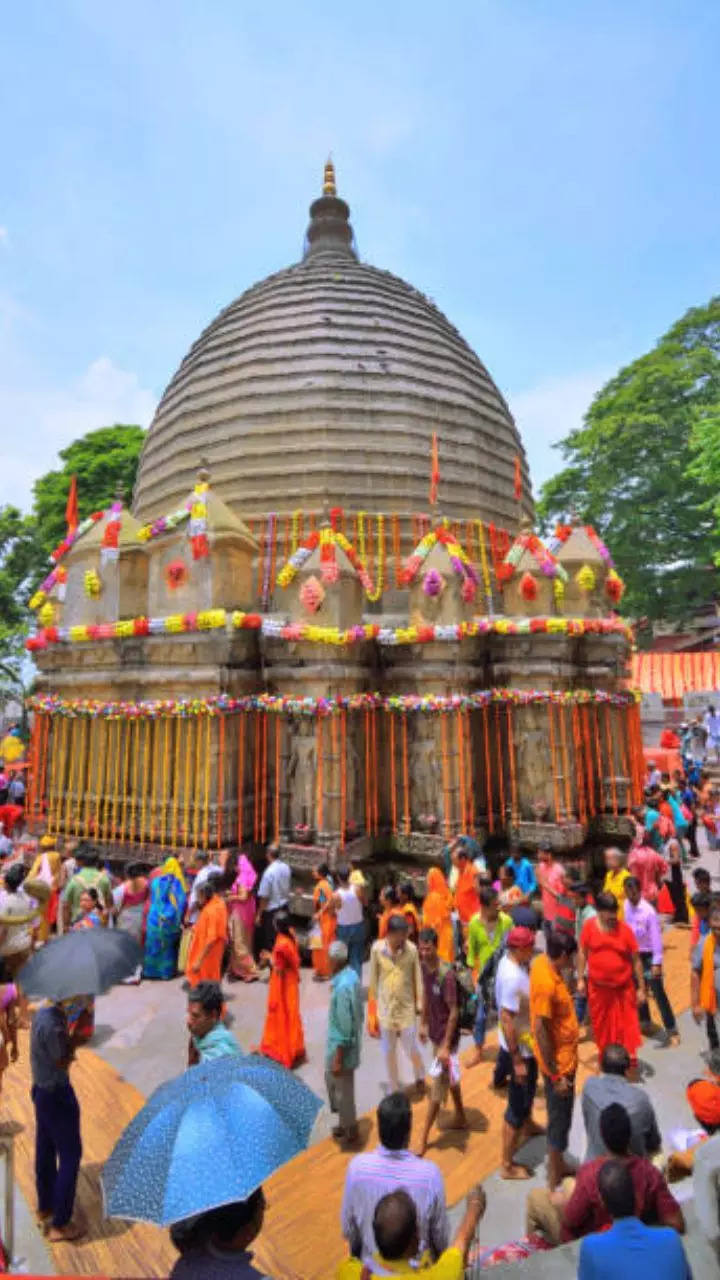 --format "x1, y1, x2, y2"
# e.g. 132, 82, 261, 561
103, 1054, 323, 1225
18, 928, 142, 1000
